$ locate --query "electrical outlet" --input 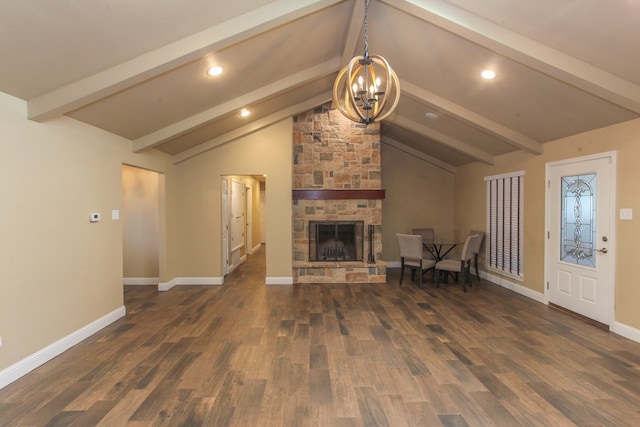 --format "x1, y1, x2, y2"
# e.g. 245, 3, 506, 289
620, 208, 633, 220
